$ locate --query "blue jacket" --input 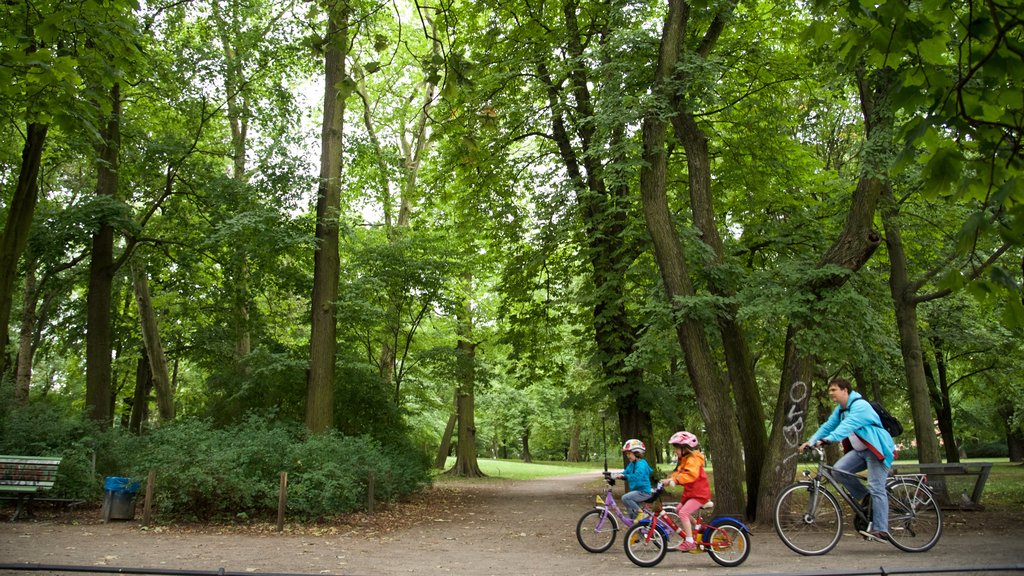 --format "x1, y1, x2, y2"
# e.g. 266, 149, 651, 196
620, 458, 653, 493
808, 390, 896, 467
